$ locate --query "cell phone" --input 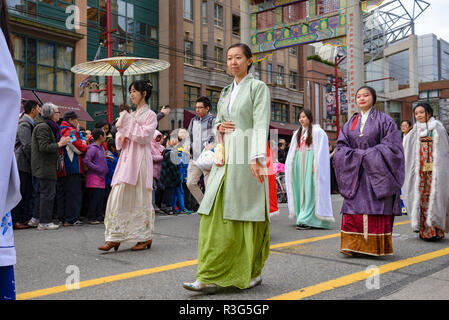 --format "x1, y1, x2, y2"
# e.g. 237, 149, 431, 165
69, 130, 77, 143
